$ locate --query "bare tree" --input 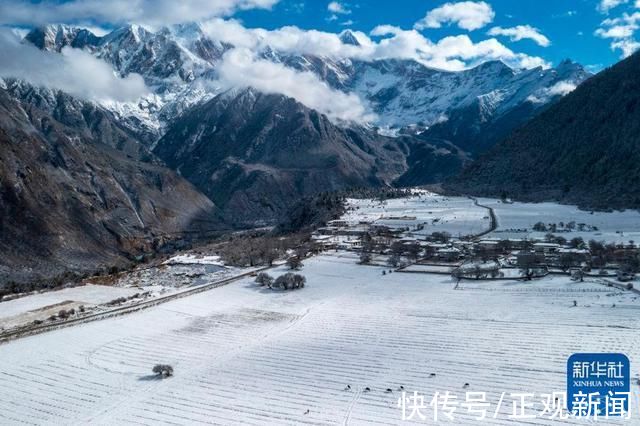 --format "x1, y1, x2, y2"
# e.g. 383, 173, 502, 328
359, 251, 372, 264
388, 253, 401, 268
287, 256, 303, 270
405, 243, 421, 262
